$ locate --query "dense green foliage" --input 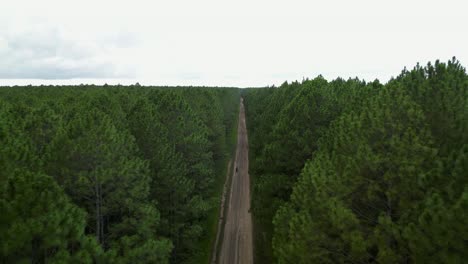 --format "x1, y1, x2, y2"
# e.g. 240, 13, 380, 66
0, 86, 239, 263
1, 58, 466, 263
244, 58, 468, 263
